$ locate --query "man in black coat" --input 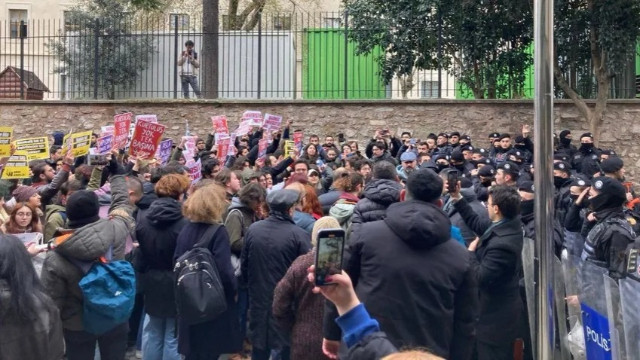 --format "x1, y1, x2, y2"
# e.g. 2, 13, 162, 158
324, 168, 478, 360
241, 189, 311, 360
450, 184, 524, 360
